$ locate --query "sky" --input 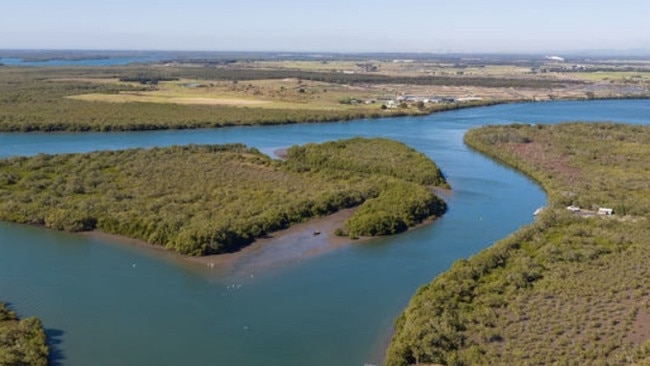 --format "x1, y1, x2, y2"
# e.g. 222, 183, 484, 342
2, 0, 649, 54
